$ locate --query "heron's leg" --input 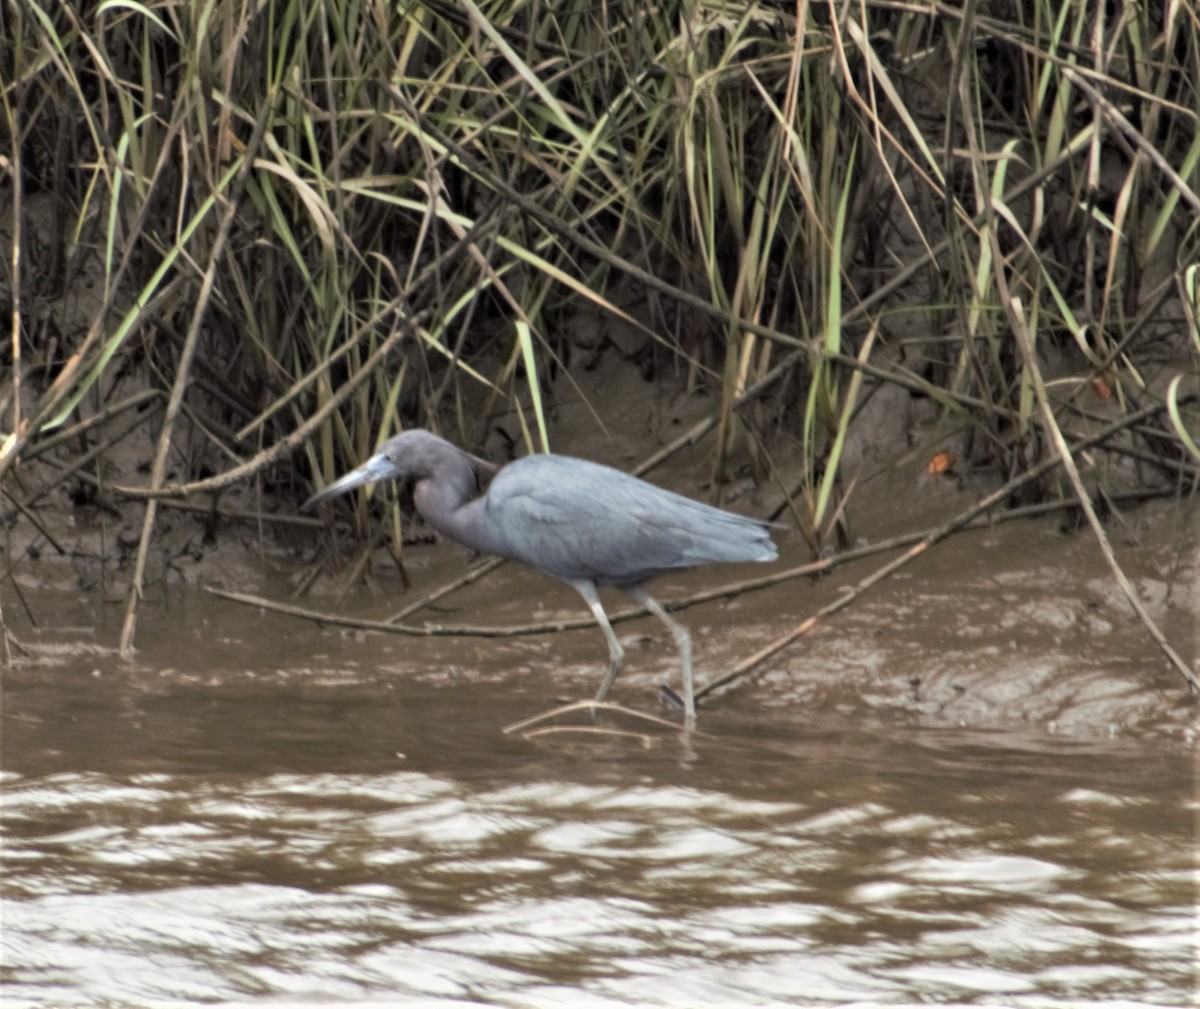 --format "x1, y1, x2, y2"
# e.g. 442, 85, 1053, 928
568, 579, 625, 703
624, 585, 695, 726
